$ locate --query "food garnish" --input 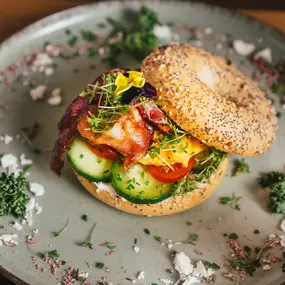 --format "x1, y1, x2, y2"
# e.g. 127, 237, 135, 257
79, 223, 96, 249
219, 193, 242, 210
232, 158, 250, 176
0, 172, 29, 217
259, 170, 285, 213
